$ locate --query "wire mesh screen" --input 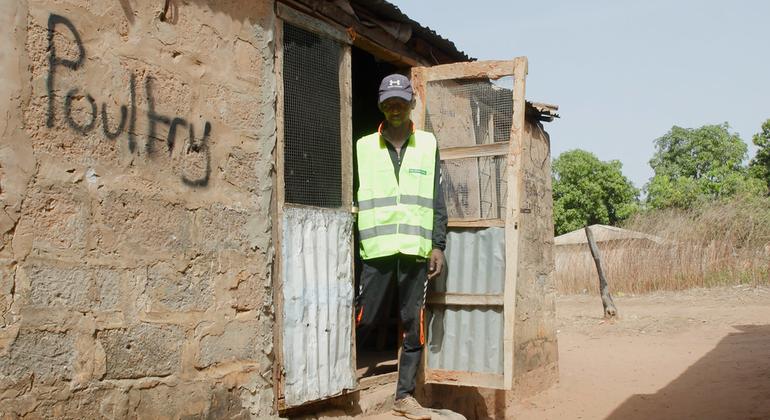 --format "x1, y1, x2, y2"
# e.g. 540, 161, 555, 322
283, 23, 342, 208
425, 77, 513, 147
441, 156, 507, 219
426, 77, 514, 219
